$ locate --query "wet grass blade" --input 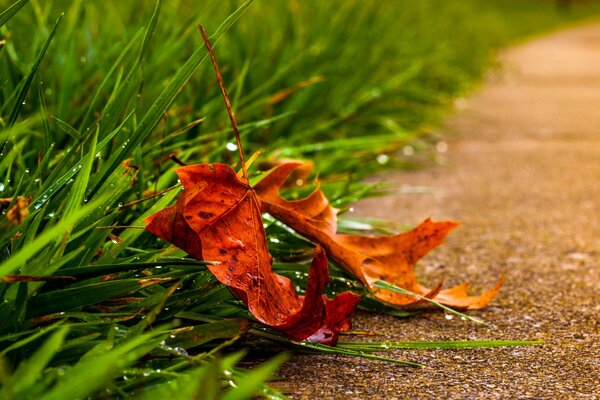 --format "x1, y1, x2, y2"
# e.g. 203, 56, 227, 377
372, 280, 489, 326
11, 326, 69, 394
6, 13, 63, 127
0, 197, 105, 279
294, 341, 421, 367
138, 0, 162, 64
27, 278, 172, 317
80, 29, 144, 129
251, 328, 421, 367
0, 323, 64, 356
222, 353, 288, 400
32, 112, 133, 210
89, 0, 254, 197
166, 318, 251, 349
56, 260, 208, 277
41, 332, 165, 400
62, 125, 98, 219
